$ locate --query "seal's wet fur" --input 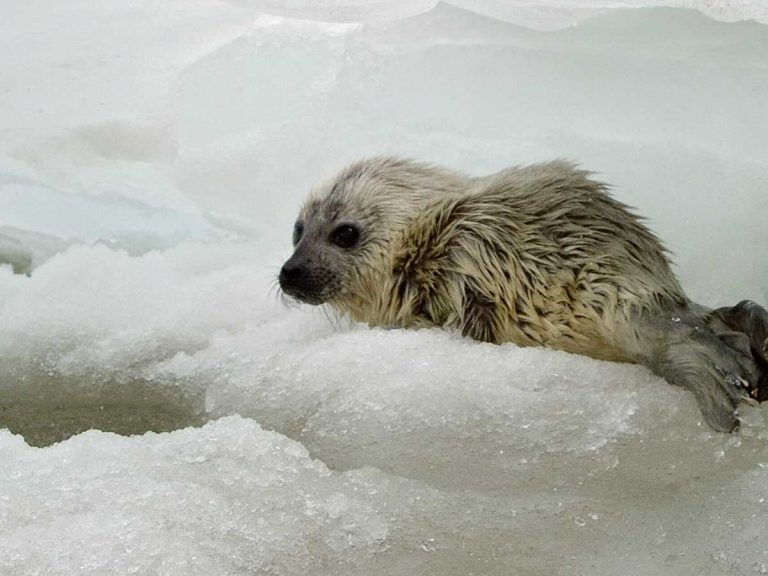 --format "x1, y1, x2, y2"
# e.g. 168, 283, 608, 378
280, 157, 768, 431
